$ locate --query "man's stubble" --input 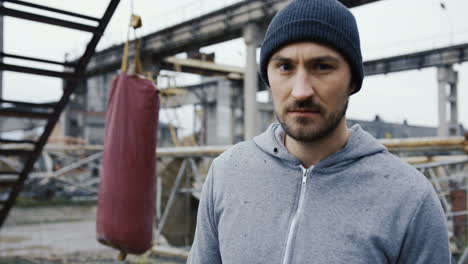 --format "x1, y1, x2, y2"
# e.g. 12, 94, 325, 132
277, 95, 349, 143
